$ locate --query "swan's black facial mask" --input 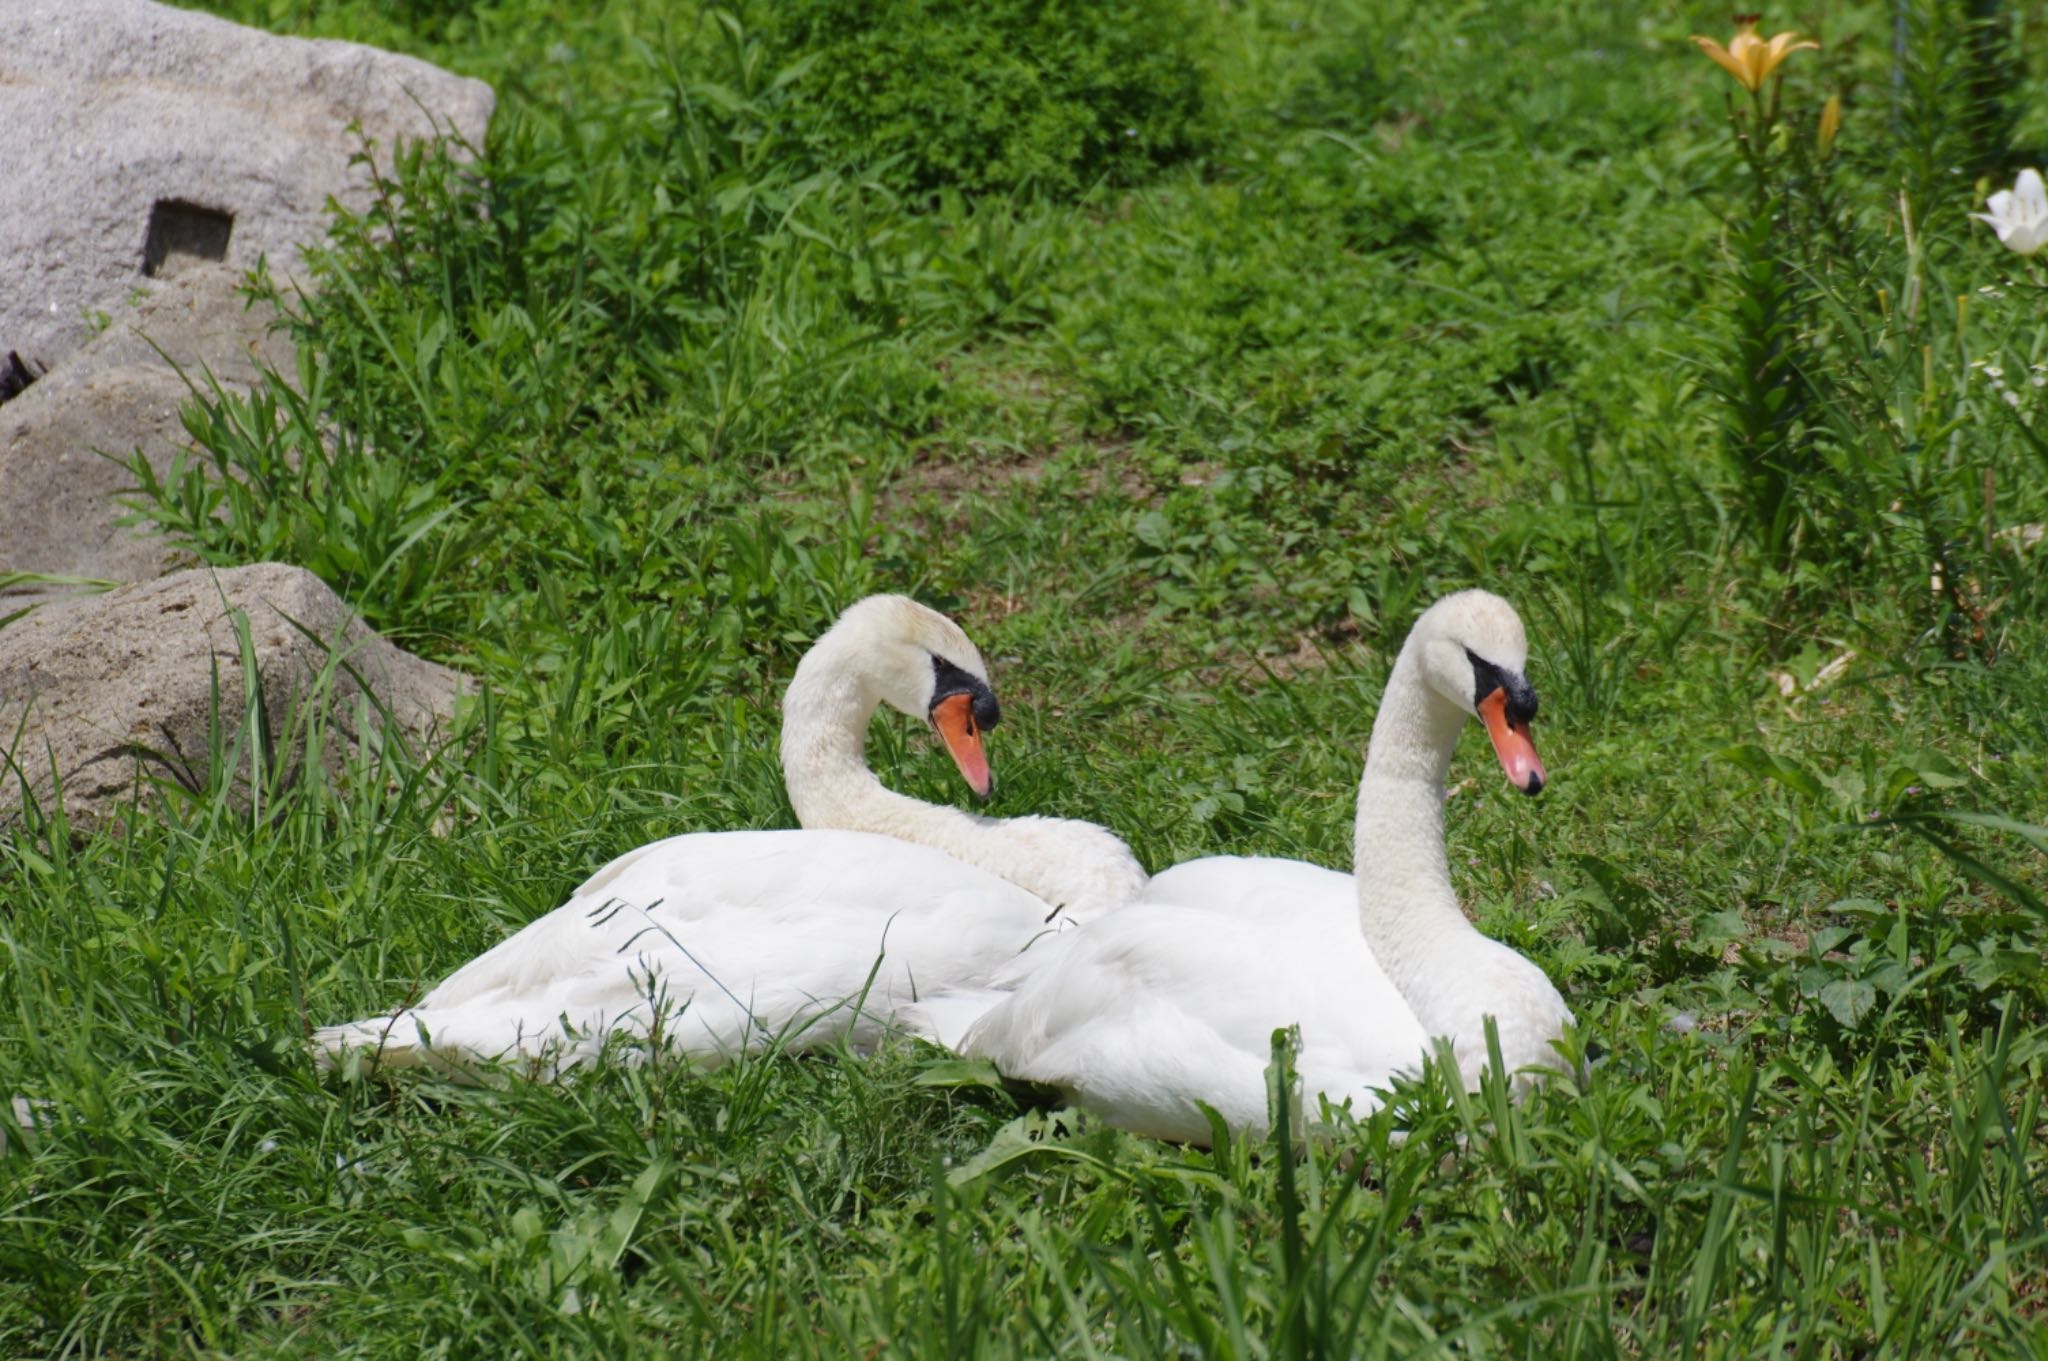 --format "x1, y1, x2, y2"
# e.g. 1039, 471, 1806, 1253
929, 656, 1000, 800
1466, 649, 1546, 796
